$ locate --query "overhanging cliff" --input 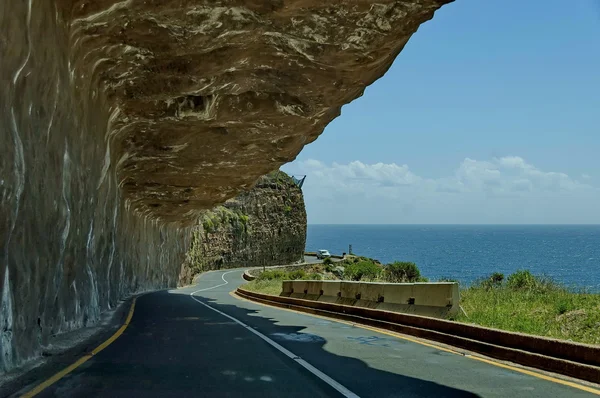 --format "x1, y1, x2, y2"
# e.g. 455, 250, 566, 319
0, 0, 451, 373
